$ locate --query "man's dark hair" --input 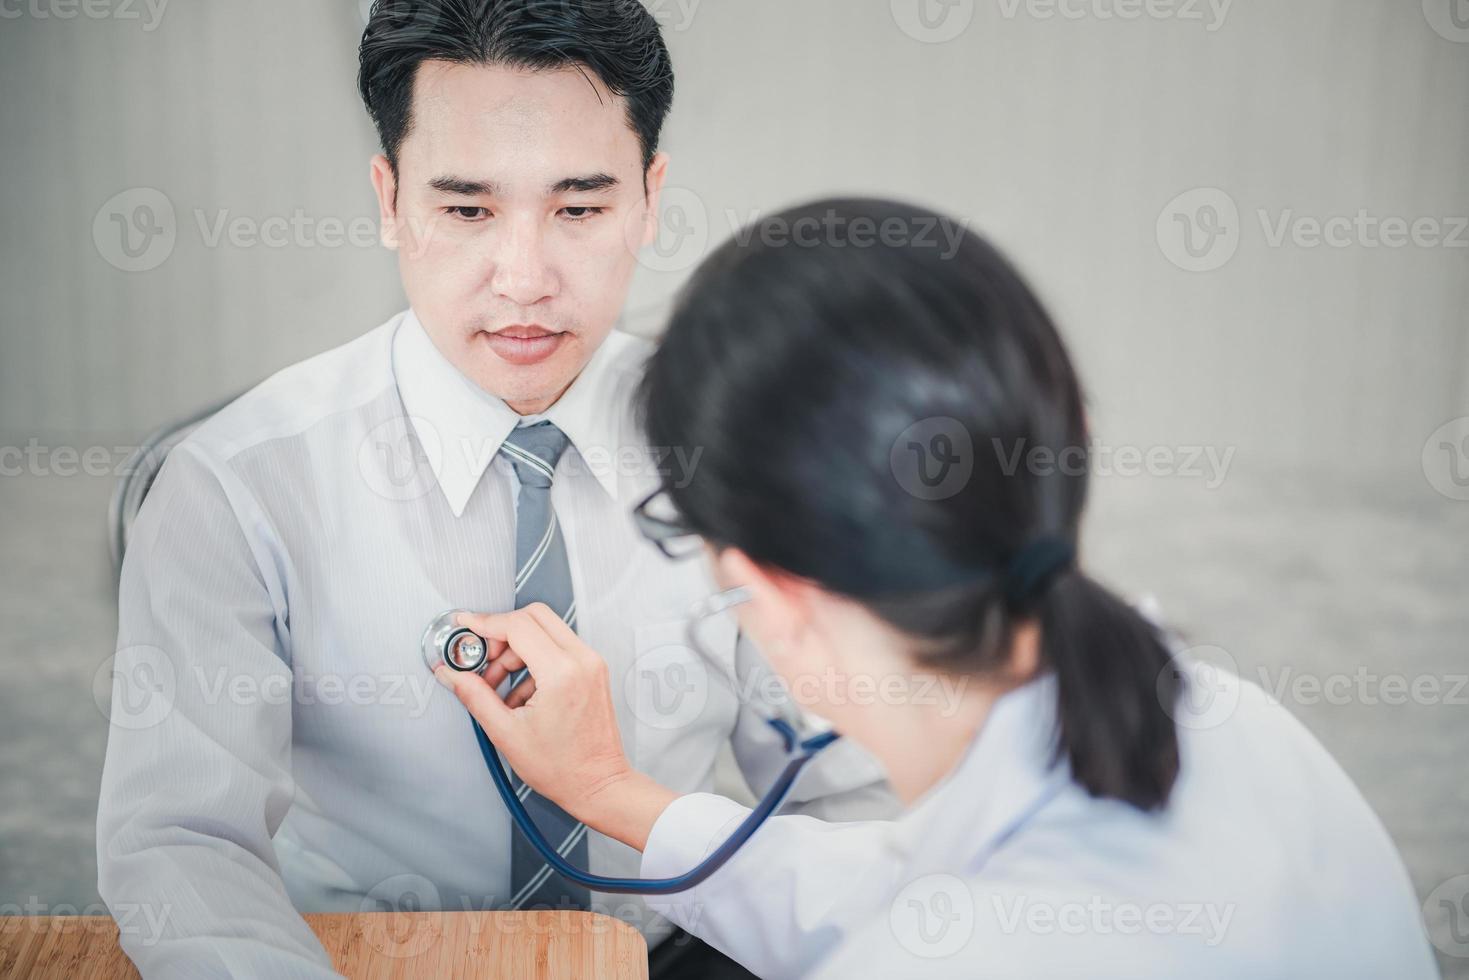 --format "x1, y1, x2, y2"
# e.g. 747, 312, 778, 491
358, 0, 675, 175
